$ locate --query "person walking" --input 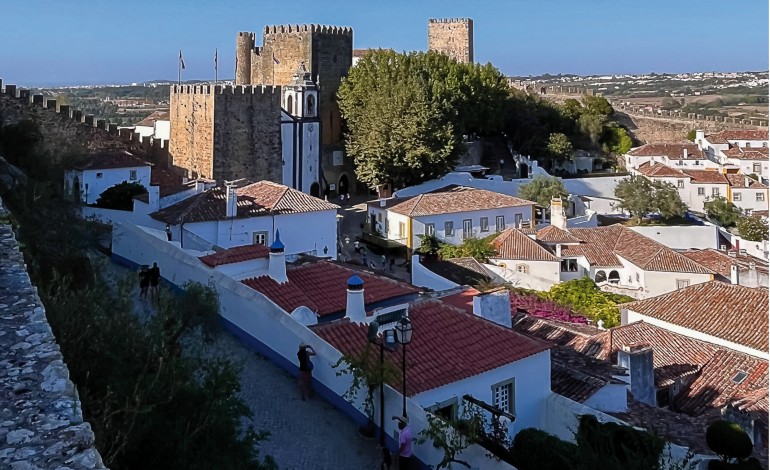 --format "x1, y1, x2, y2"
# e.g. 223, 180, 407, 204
380, 447, 392, 470
297, 343, 316, 401
165, 224, 172, 241
138, 265, 150, 301
381, 254, 387, 268
149, 262, 161, 303
354, 240, 360, 254
393, 416, 414, 470
362, 251, 368, 268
